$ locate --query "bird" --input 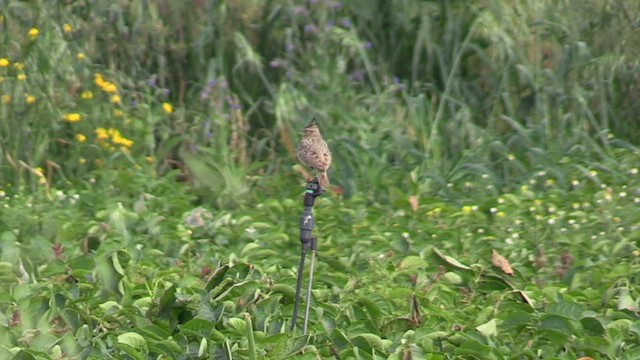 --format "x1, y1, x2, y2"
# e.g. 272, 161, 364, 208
297, 119, 332, 188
